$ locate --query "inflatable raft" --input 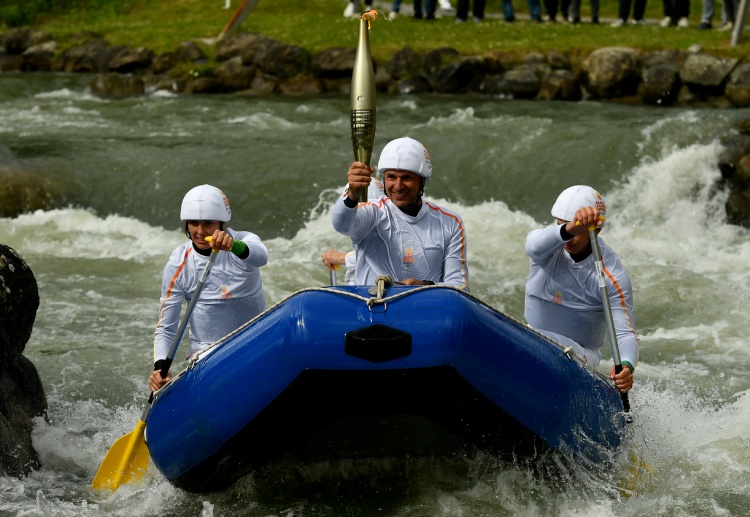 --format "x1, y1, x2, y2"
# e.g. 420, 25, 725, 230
145, 285, 628, 492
